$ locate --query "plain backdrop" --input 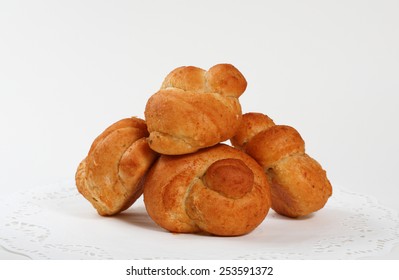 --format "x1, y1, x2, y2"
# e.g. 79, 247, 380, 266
1, 0, 399, 258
